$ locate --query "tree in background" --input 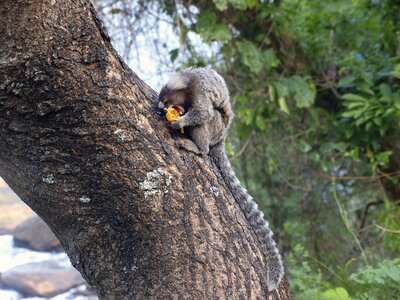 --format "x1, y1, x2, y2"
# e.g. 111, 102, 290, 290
95, 0, 400, 298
